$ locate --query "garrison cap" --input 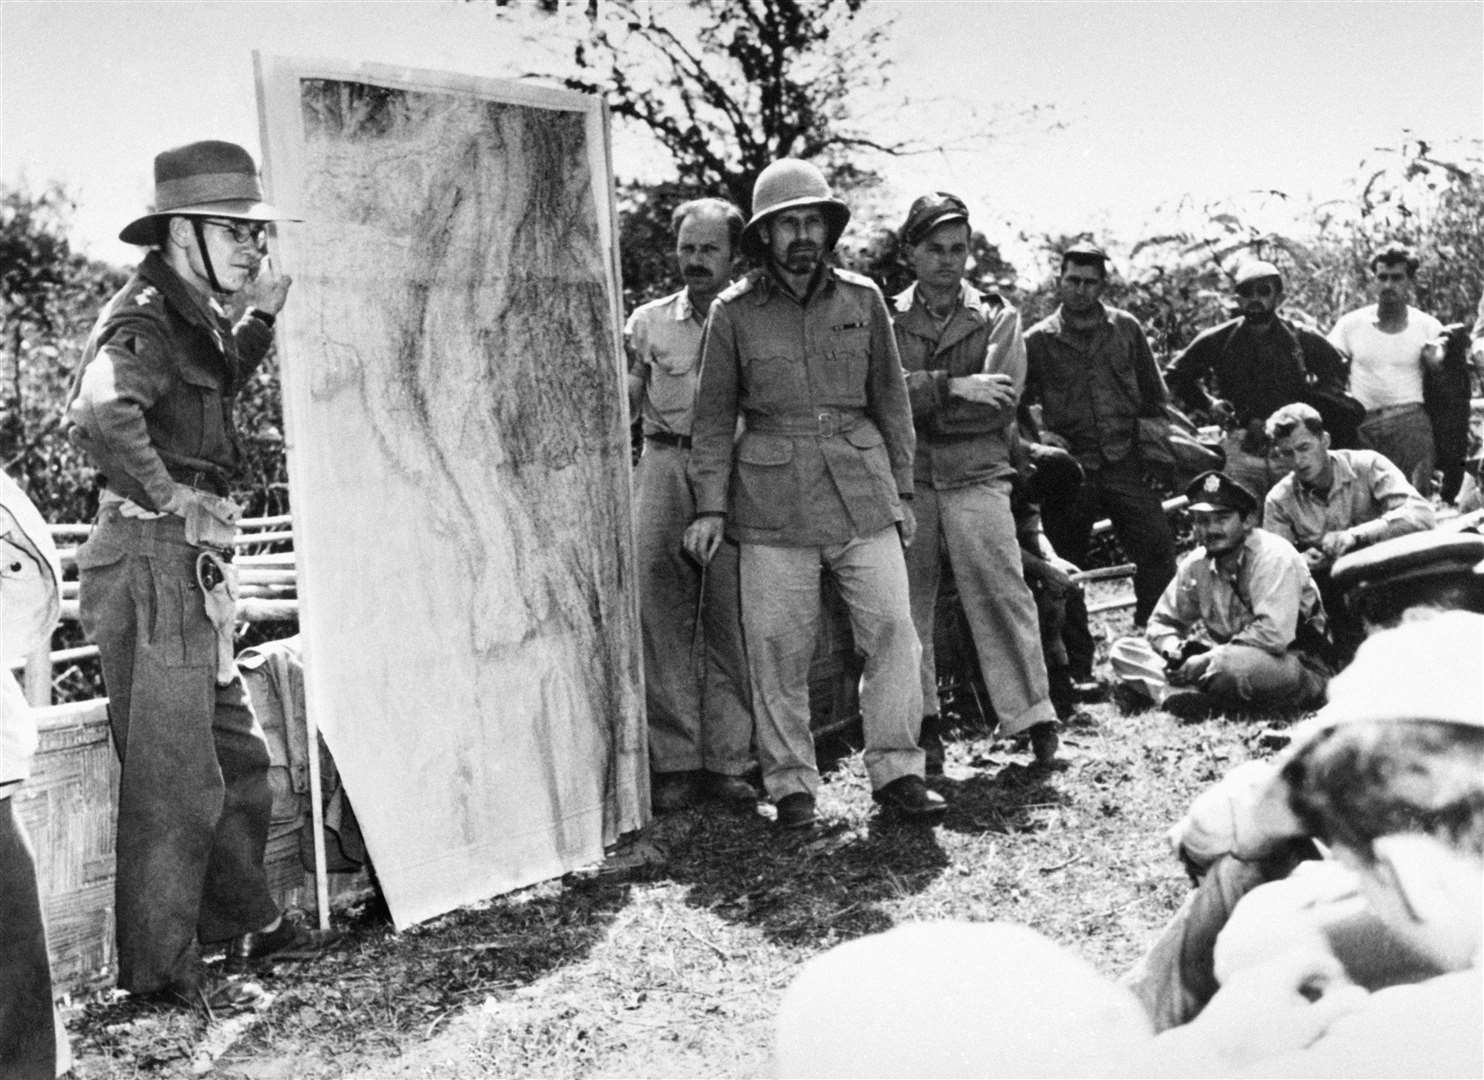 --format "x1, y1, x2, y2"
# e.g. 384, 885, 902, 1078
900, 192, 970, 247
1062, 240, 1109, 264
1234, 260, 1282, 287
1185, 470, 1257, 515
